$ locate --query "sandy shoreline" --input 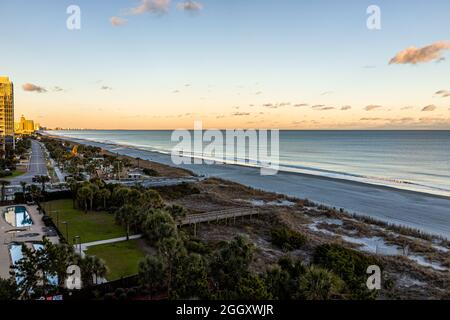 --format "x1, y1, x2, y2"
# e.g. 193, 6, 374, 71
45, 135, 450, 239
